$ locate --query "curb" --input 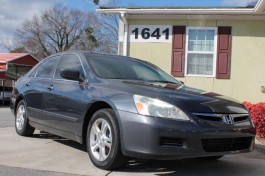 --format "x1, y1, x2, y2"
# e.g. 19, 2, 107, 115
255, 139, 265, 154
255, 144, 265, 154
